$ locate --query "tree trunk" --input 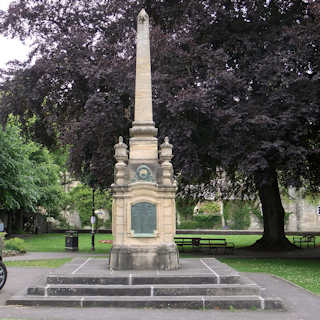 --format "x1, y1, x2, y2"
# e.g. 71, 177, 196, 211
17, 212, 23, 233
7, 212, 12, 235
252, 168, 295, 250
